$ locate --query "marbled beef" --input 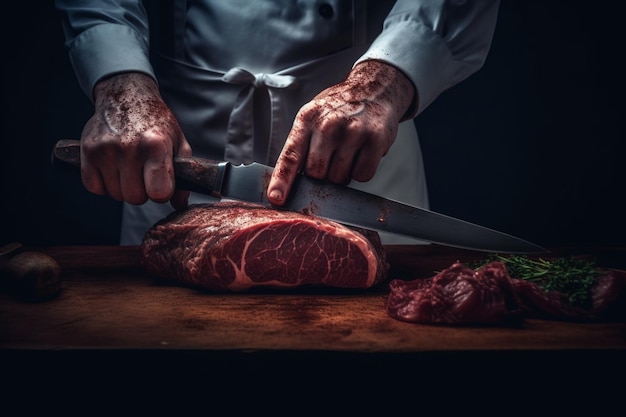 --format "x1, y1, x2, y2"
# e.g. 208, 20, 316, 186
141, 202, 388, 292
